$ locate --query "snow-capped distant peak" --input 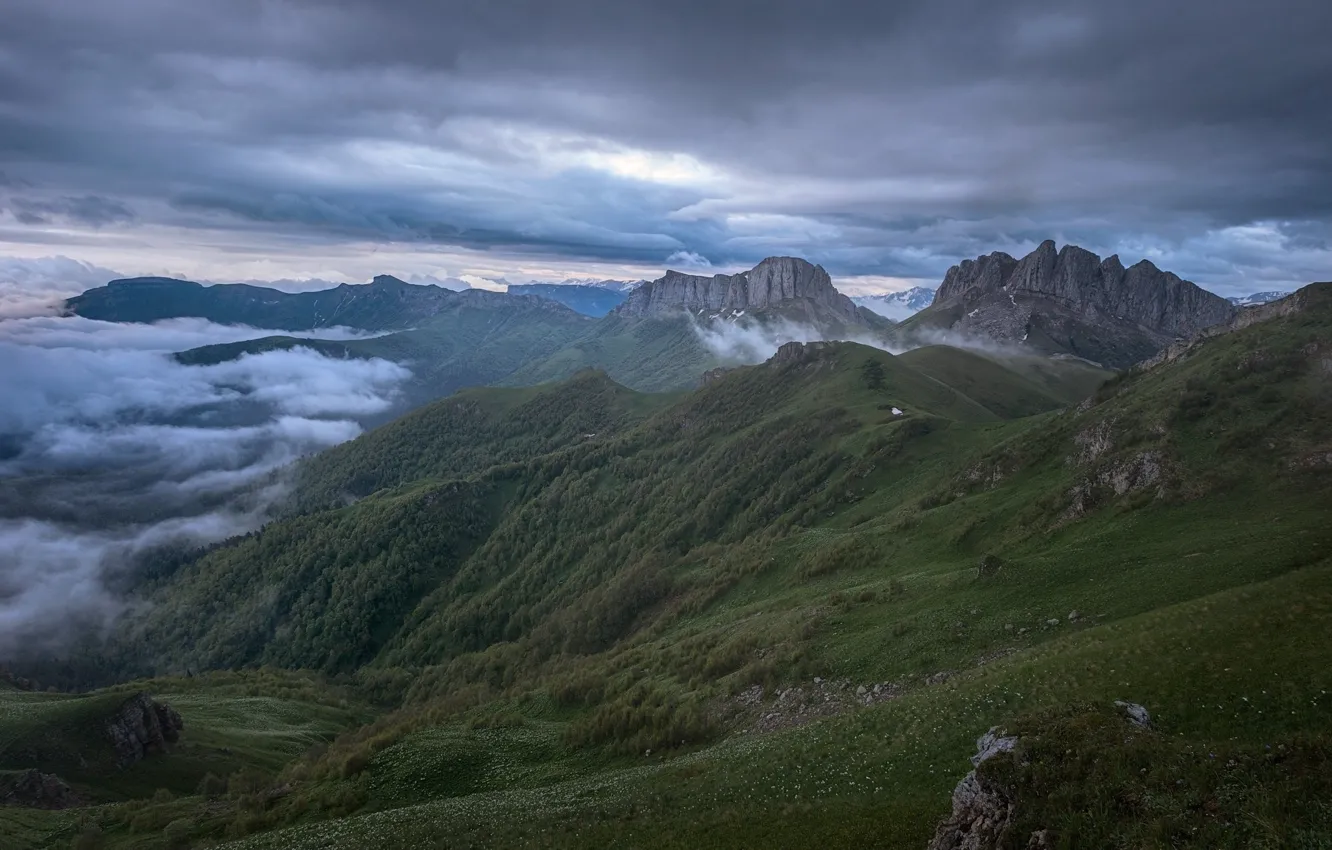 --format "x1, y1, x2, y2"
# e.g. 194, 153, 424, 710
851, 286, 937, 321
1227, 291, 1289, 307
